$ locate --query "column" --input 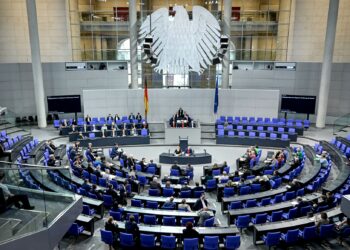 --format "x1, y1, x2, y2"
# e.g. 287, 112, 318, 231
26, 0, 47, 128
222, 0, 232, 89
316, 0, 339, 128
129, 0, 138, 89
